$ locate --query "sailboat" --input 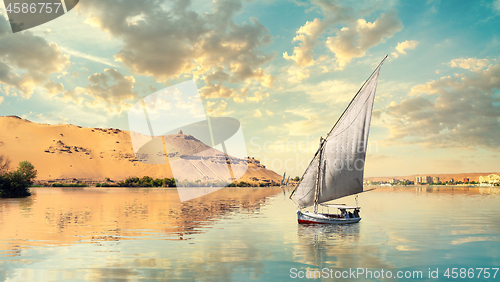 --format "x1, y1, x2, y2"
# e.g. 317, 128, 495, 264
289, 55, 387, 224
